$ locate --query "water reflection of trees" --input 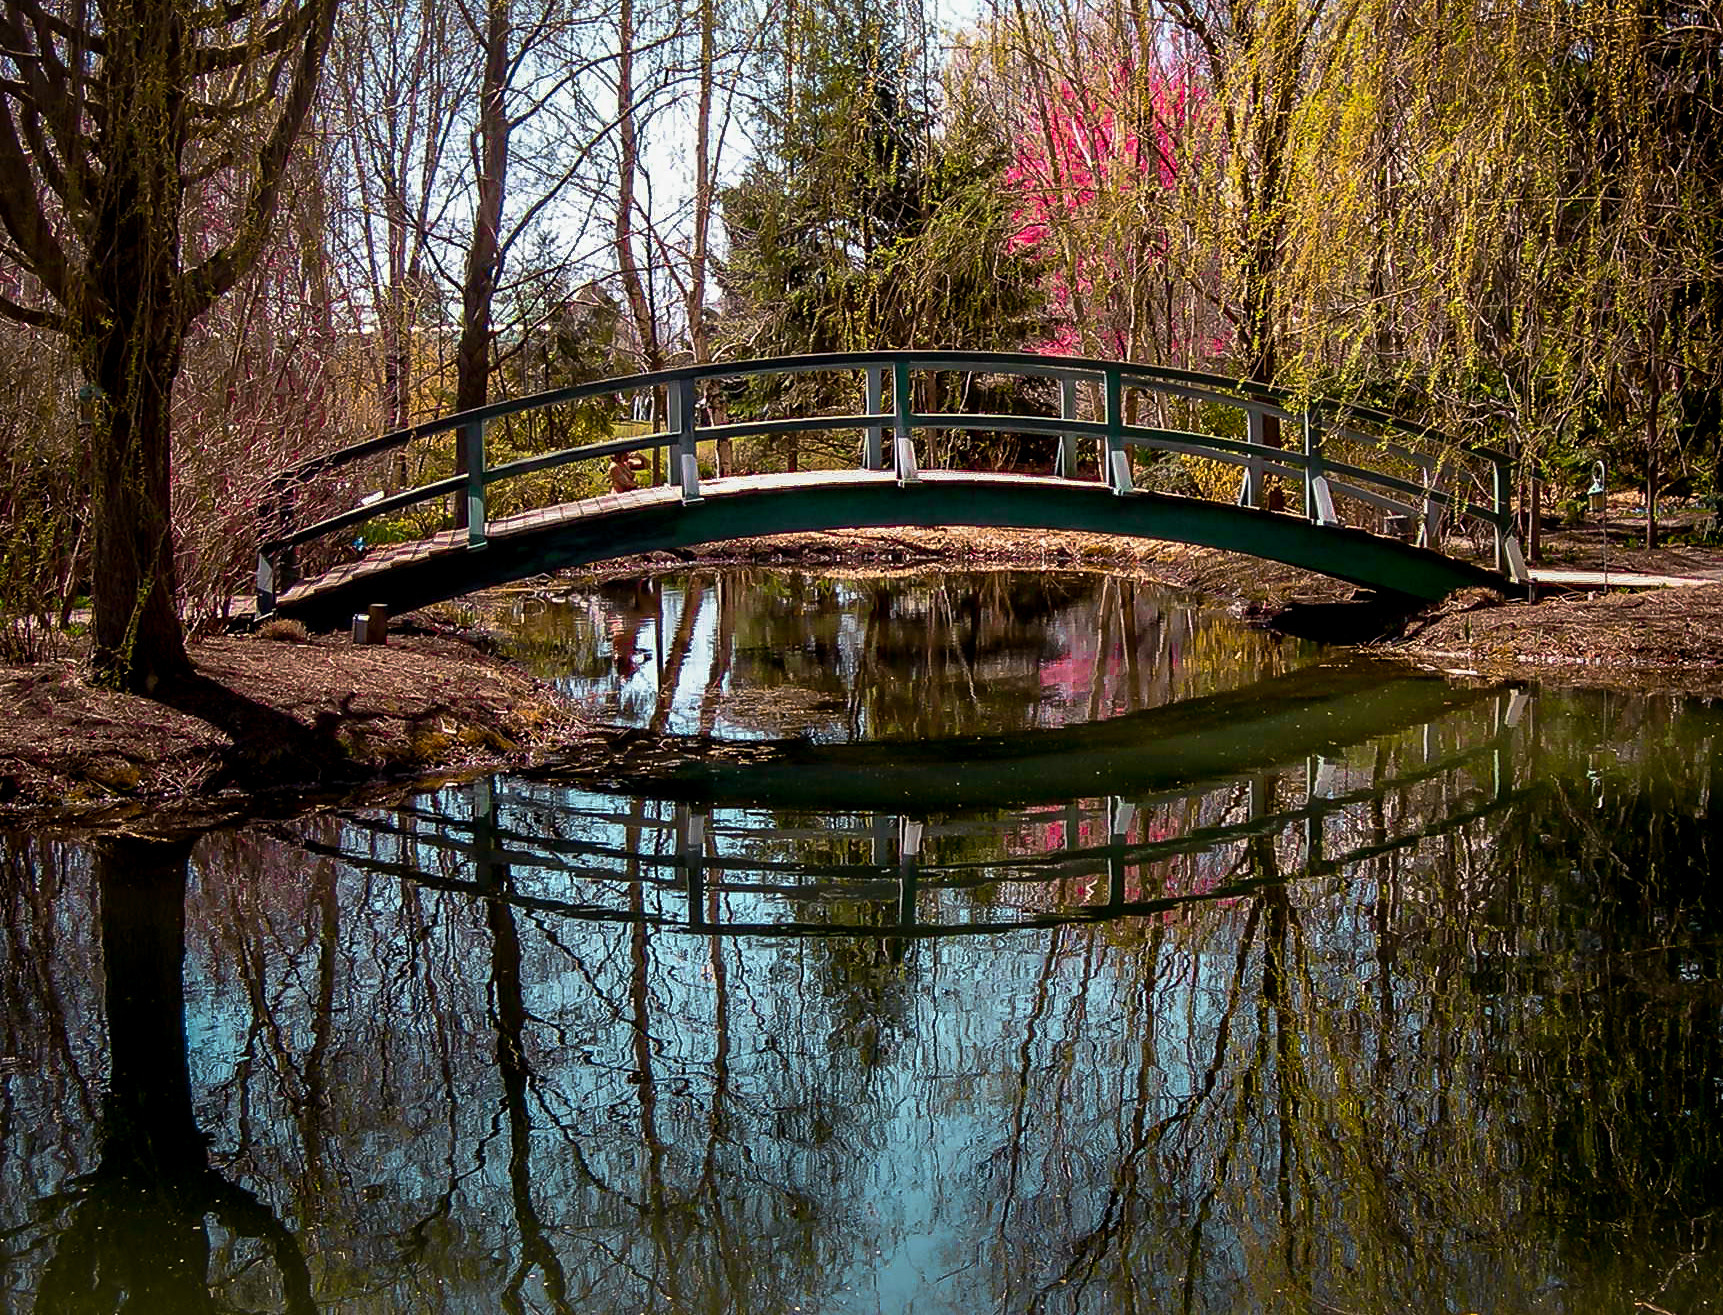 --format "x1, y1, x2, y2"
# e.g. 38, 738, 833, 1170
4, 838, 313, 1313
502, 568, 1306, 742
1, 695, 1721, 1311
